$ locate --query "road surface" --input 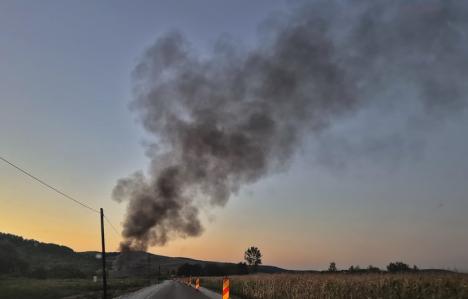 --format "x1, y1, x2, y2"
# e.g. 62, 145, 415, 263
115, 280, 228, 299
